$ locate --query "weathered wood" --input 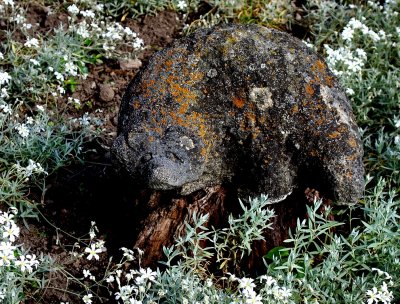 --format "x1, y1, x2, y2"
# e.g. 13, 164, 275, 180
134, 186, 229, 265
133, 186, 322, 268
